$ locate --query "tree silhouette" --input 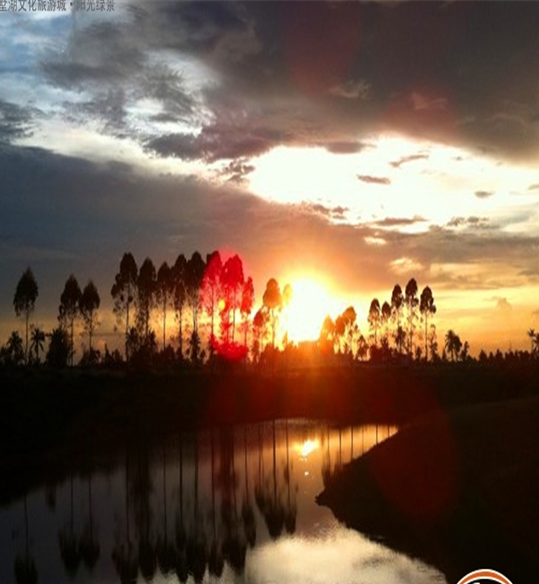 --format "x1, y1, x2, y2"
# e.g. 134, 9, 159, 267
1, 331, 25, 366
368, 299, 381, 347
262, 278, 282, 349
156, 262, 173, 351
201, 250, 222, 352
221, 254, 245, 344
404, 278, 419, 356
186, 252, 206, 342
252, 308, 268, 363
356, 334, 368, 361
29, 327, 45, 364
13, 268, 38, 362
240, 277, 255, 351
381, 301, 391, 345
172, 254, 187, 359
393, 325, 406, 355
390, 283, 404, 349
80, 280, 100, 354
335, 306, 357, 356
444, 329, 462, 362
419, 286, 436, 361
46, 327, 70, 367
136, 258, 157, 340
111, 252, 138, 361
527, 328, 537, 357
319, 315, 336, 355
59, 274, 82, 366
